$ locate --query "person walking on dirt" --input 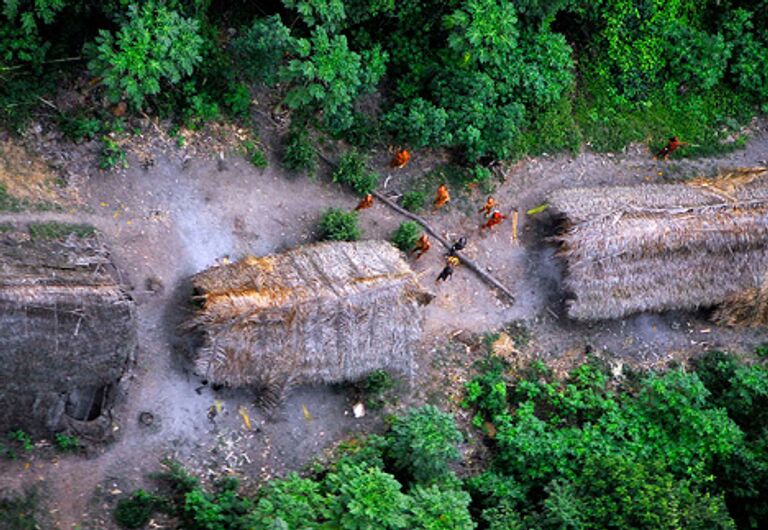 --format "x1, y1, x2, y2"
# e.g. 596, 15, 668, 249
654, 136, 687, 161
478, 196, 495, 217
481, 210, 507, 230
433, 184, 450, 211
436, 255, 460, 282
448, 236, 467, 256
412, 233, 431, 260
355, 194, 374, 211
390, 149, 411, 168
436, 263, 454, 282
